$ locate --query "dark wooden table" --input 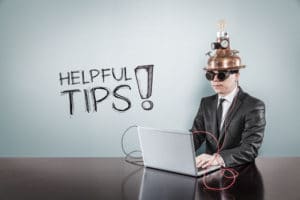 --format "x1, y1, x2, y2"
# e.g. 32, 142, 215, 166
0, 157, 299, 200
